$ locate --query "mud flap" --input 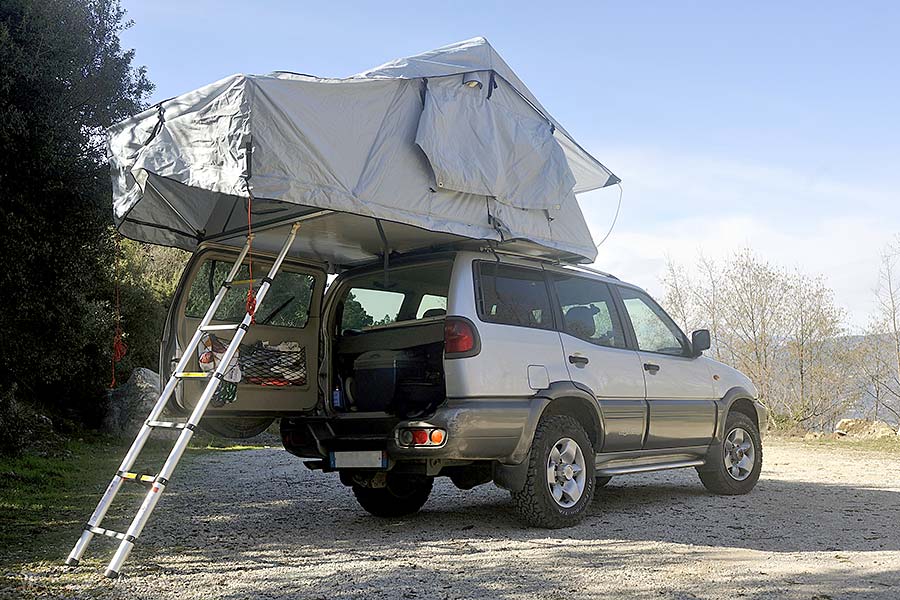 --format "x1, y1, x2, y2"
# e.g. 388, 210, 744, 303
493, 455, 530, 493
